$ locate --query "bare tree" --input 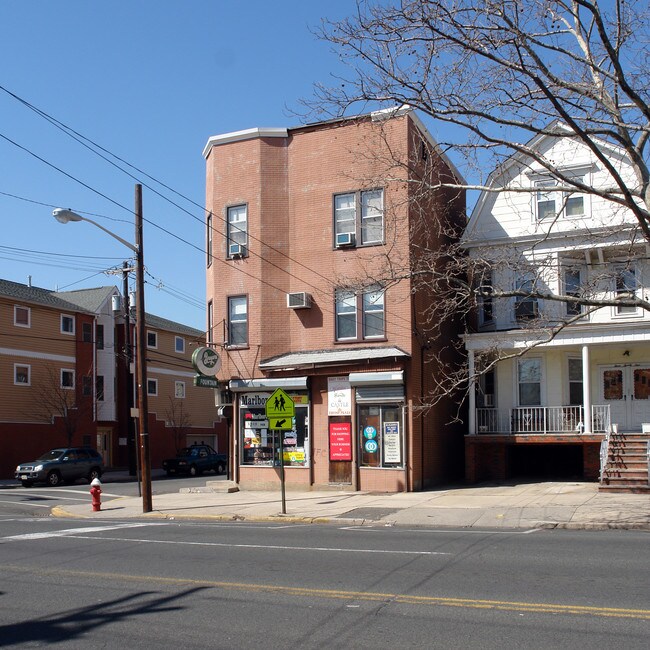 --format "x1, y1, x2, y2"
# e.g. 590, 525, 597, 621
165, 397, 193, 452
307, 1, 650, 405
28, 365, 93, 447
312, 0, 649, 226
